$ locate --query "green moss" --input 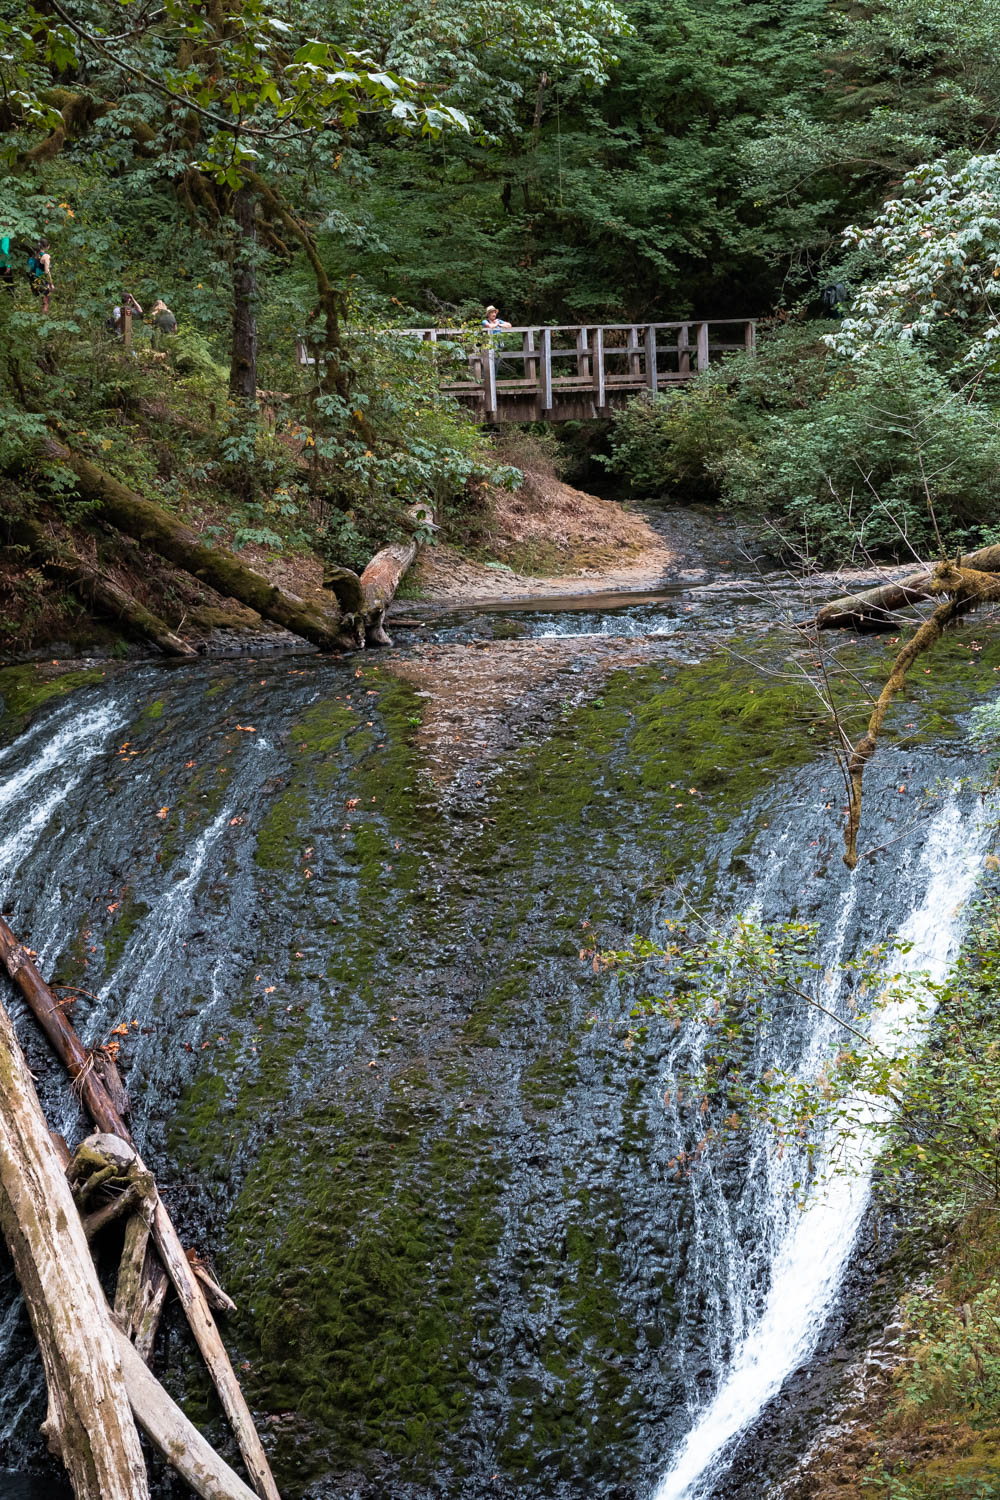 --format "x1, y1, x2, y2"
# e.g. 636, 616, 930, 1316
0, 663, 106, 740
225, 1101, 505, 1474
103, 895, 151, 972
170, 644, 868, 1492
142, 697, 164, 720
